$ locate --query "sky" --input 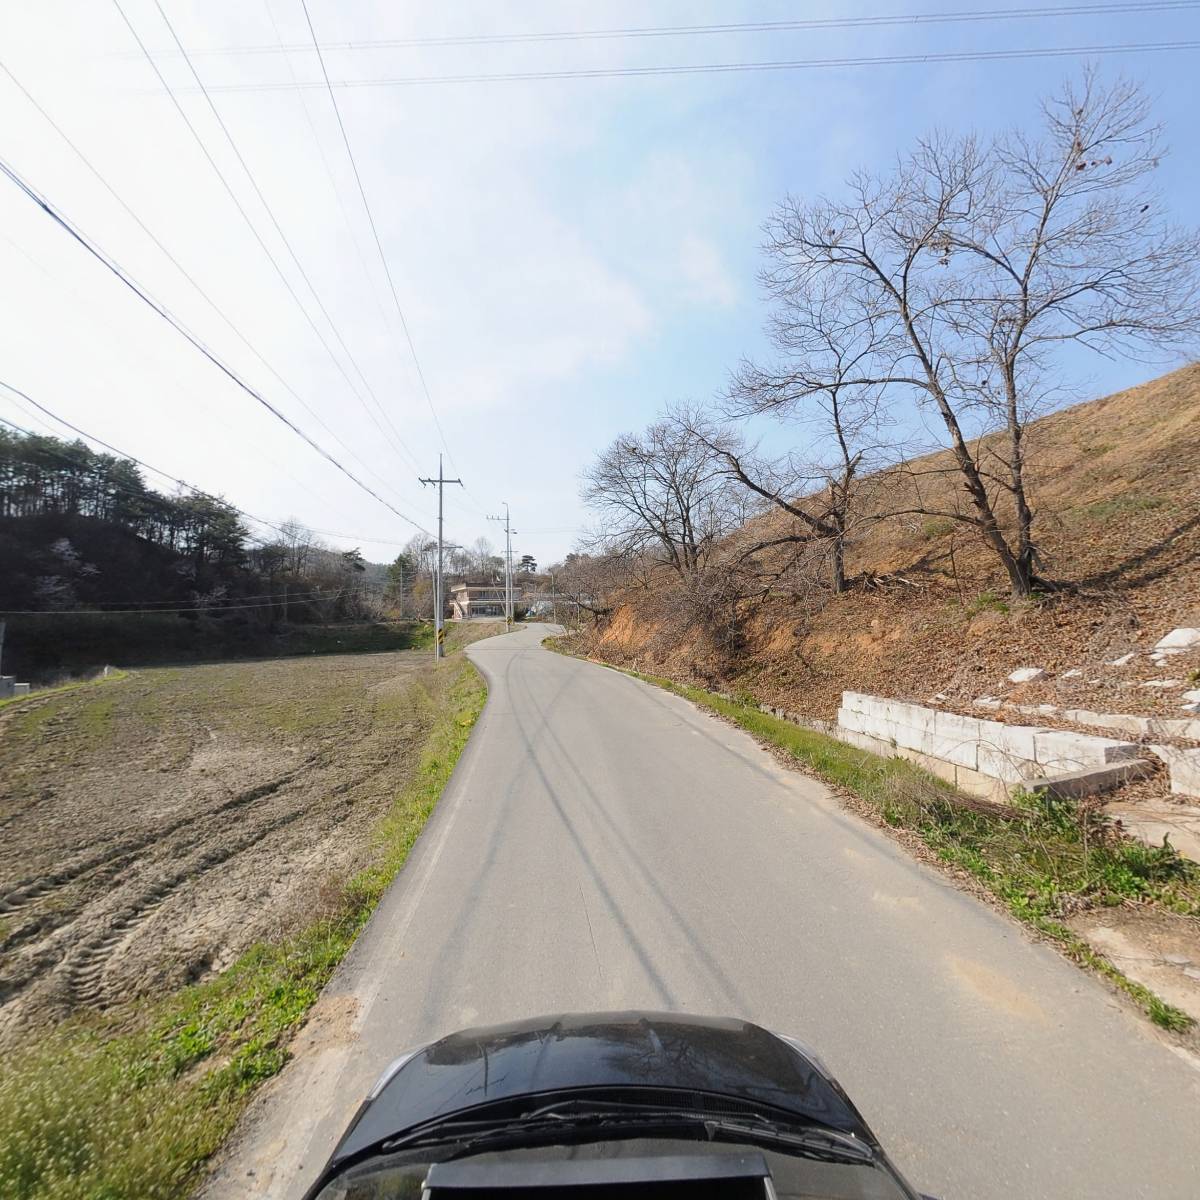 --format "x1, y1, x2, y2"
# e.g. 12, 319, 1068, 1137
1, 1, 1197, 568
